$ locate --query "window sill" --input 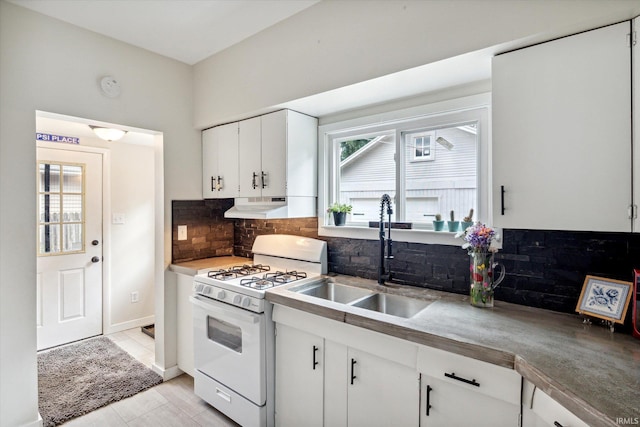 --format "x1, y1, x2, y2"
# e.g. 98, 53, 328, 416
318, 225, 462, 246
